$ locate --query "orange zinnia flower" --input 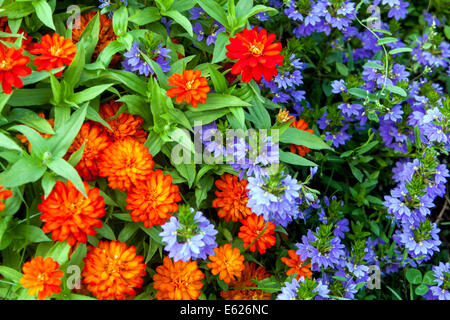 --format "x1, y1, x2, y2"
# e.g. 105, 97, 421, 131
153, 257, 204, 300
98, 137, 154, 191
16, 113, 55, 153
225, 26, 284, 83
126, 169, 181, 229
0, 186, 12, 211
281, 249, 312, 280
238, 214, 276, 254
72, 11, 118, 64
66, 122, 112, 181
207, 244, 245, 284
0, 44, 31, 94
221, 262, 272, 300
99, 100, 147, 143
289, 119, 314, 157
20, 256, 64, 300
38, 180, 105, 246
82, 240, 146, 300
166, 70, 210, 108
212, 174, 253, 222
29, 33, 77, 76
